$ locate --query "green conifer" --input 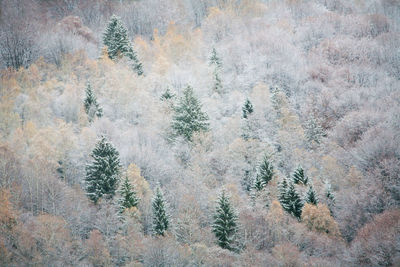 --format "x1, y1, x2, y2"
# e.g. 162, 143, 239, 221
212, 190, 238, 251
152, 186, 169, 236
84, 83, 103, 122
242, 98, 254, 119
118, 176, 139, 213
171, 86, 209, 141
281, 181, 303, 219
85, 137, 121, 203
258, 155, 274, 185
292, 166, 308, 185
103, 15, 143, 75
304, 184, 318, 205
